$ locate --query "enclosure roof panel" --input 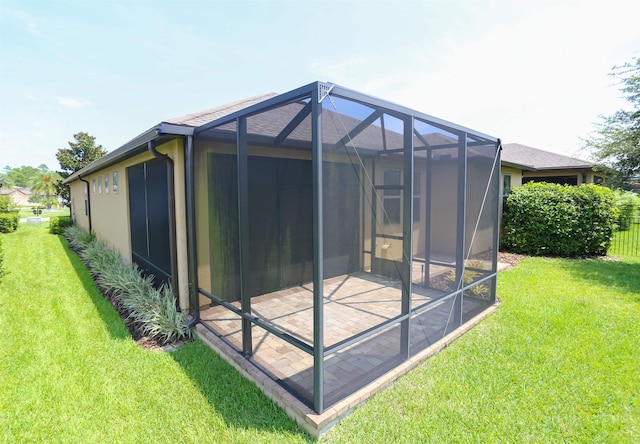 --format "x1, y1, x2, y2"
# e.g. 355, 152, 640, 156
501, 143, 593, 170
65, 81, 498, 184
